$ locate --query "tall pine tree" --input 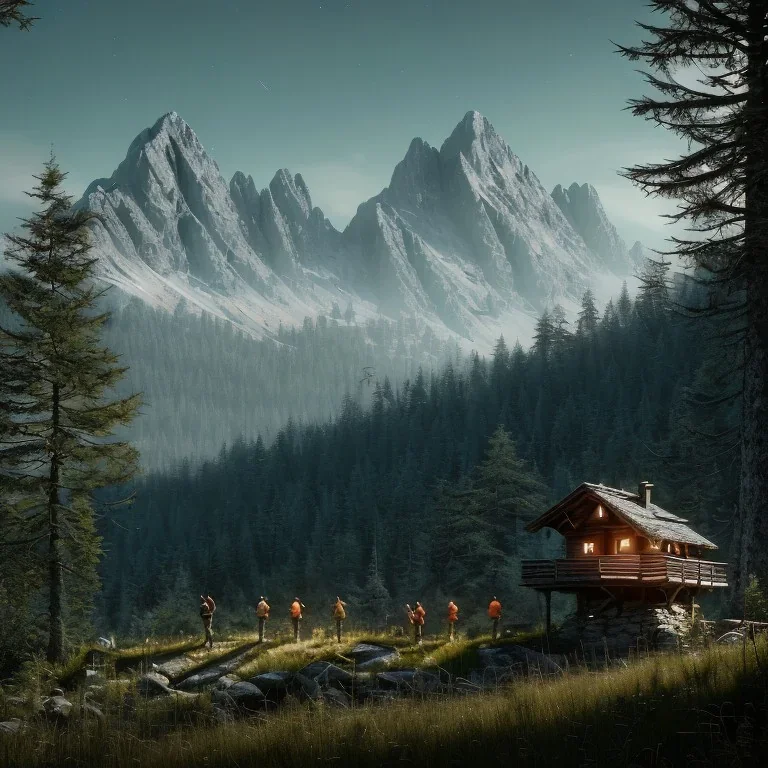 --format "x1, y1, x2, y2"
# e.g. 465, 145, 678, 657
617, 0, 768, 608
471, 426, 550, 557
0, 159, 141, 662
